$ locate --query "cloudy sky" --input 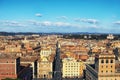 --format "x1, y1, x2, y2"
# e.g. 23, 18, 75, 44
0, 0, 120, 33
